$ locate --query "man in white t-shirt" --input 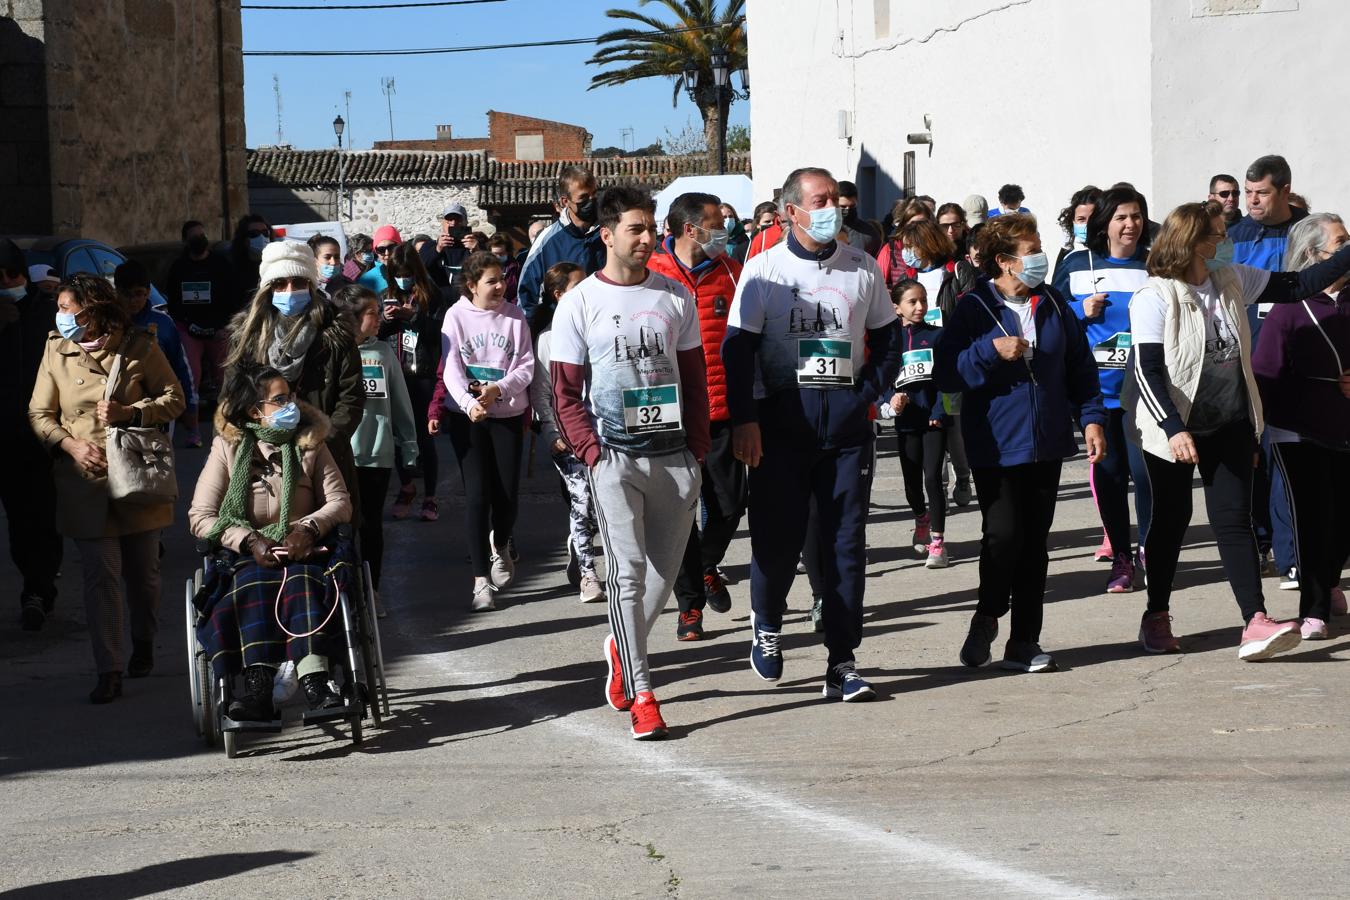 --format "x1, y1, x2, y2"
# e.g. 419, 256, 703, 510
550, 186, 711, 741
722, 167, 902, 702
